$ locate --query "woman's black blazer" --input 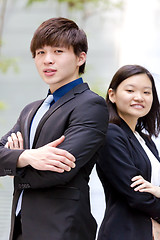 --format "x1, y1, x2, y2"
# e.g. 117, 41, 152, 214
97, 121, 160, 240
